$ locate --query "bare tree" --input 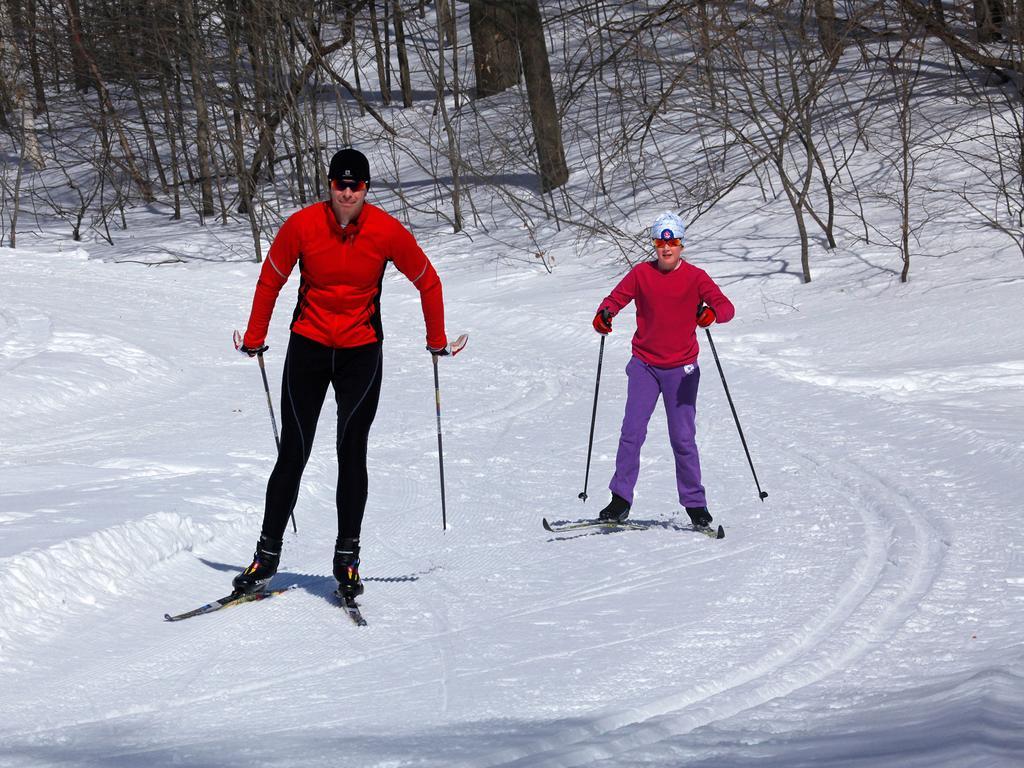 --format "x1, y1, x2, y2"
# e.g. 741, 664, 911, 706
369, 0, 391, 105
63, 0, 154, 202
468, 0, 519, 97
815, 0, 841, 60
513, 0, 568, 192
974, 0, 1006, 43
954, 48, 1024, 259
881, 22, 930, 282
673, 2, 845, 281
434, 1, 463, 231
180, 0, 215, 218
6, 0, 1023, 285
436, 0, 455, 47
65, 0, 91, 91
392, 0, 413, 107
898, 0, 1023, 86
0, 0, 45, 170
